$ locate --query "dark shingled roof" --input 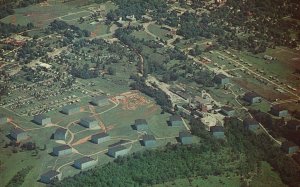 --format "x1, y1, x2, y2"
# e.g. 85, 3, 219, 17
34, 114, 49, 120
135, 119, 147, 125
53, 145, 71, 152
91, 132, 109, 139
142, 134, 156, 141
215, 73, 228, 79
179, 131, 192, 138
210, 126, 224, 132
108, 145, 127, 152
62, 104, 80, 111
282, 141, 298, 148
11, 128, 25, 135
81, 117, 97, 123
221, 106, 234, 112
41, 170, 60, 179
244, 92, 260, 99
169, 115, 182, 122
54, 128, 67, 135
243, 117, 259, 126
74, 156, 95, 164
271, 105, 287, 112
